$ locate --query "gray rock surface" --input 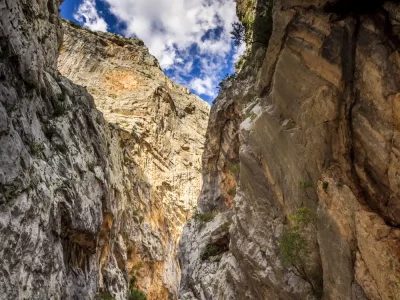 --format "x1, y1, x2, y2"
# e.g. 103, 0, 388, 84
179, 0, 400, 299
58, 20, 209, 299
0, 1, 208, 299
